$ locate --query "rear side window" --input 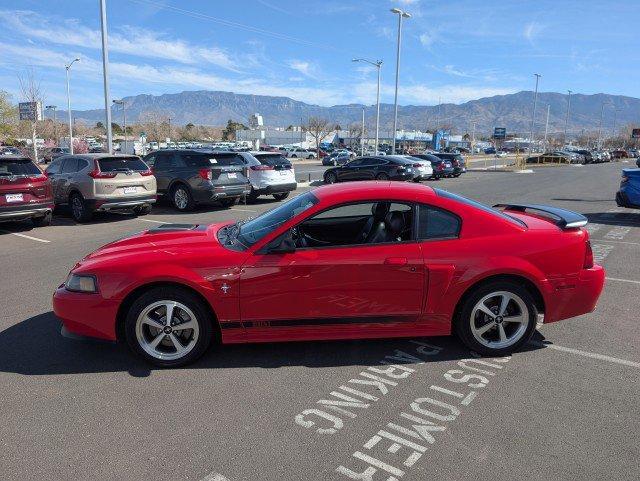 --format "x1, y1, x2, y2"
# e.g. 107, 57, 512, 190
210, 154, 245, 166
0, 158, 40, 176
435, 189, 525, 227
45, 160, 62, 175
61, 158, 80, 173
97, 156, 148, 172
418, 205, 461, 240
